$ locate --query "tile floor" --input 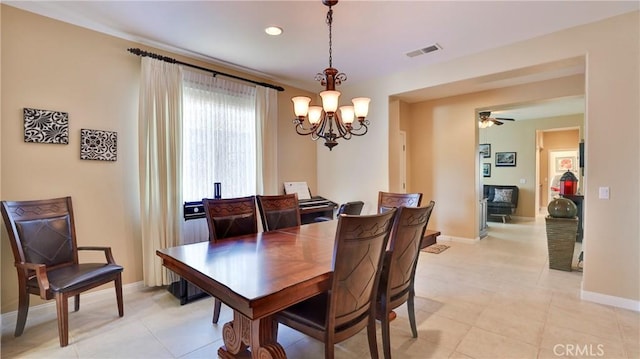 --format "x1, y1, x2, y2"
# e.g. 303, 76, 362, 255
2, 216, 638, 358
